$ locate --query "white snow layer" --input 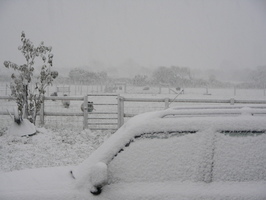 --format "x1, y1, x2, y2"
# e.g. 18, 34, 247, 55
7, 119, 36, 137
1, 108, 266, 199
73, 108, 266, 181
0, 127, 111, 172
